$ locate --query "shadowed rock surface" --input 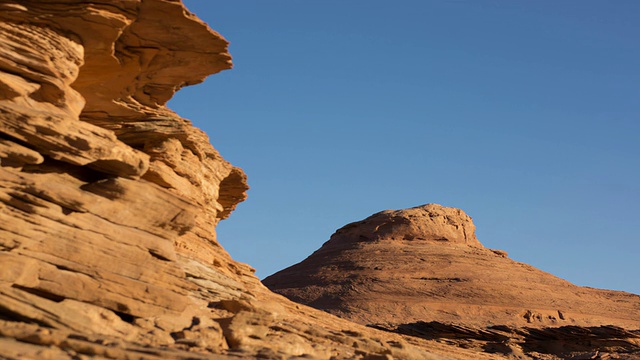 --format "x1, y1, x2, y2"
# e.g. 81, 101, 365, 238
264, 204, 640, 358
